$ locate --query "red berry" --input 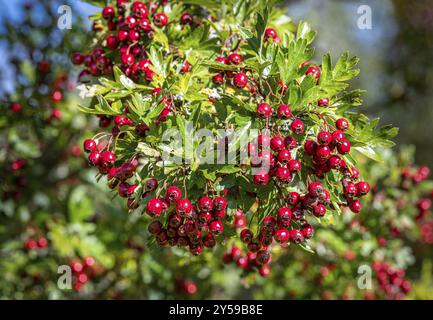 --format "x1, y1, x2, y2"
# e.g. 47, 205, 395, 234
88, 151, 100, 166
301, 224, 314, 239
287, 192, 300, 206
328, 155, 342, 170
277, 104, 292, 119
336, 118, 349, 131
37, 237, 48, 248
100, 151, 116, 168
213, 197, 227, 211
305, 65, 320, 80
313, 204, 327, 217
270, 136, 284, 152
121, 53, 135, 66
198, 196, 213, 212
357, 181, 370, 197
275, 167, 291, 181
209, 220, 224, 234
240, 229, 253, 243
317, 131, 332, 145
344, 182, 358, 198
264, 27, 278, 40
277, 149, 291, 164
102, 6, 115, 20
176, 198, 193, 215
233, 72, 248, 89
277, 207, 292, 226
289, 229, 304, 244
332, 130, 345, 144
308, 182, 324, 198
349, 199, 362, 213
83, 139, 96, 153
315, 145, 331, 161
153, 13, 168, 27
304, 140, 317, 156
180, 12, 193, 25
274, 229, 290, 244
284, 136, 297, 149
147, 198, 164, 216
71, 53, 84, 65
228, 53, 242, 65
253, 170, 270, 186
166, 186, 182, 202
212, 73, 224, 85
256, 250, 271, 265
288, 159, 301, 173
337, 138, 351, 154
290, 119, 305, 135
259, 265, 271, 277
317, 97, 330, 107
257, 103, 273, 118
